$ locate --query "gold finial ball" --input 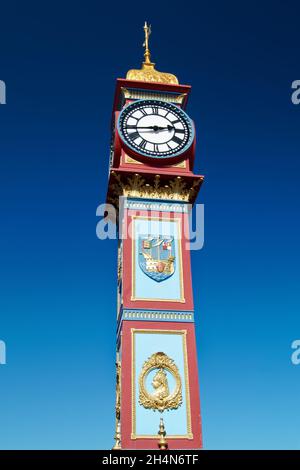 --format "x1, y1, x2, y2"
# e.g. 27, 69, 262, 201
157, 417, 168, 450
